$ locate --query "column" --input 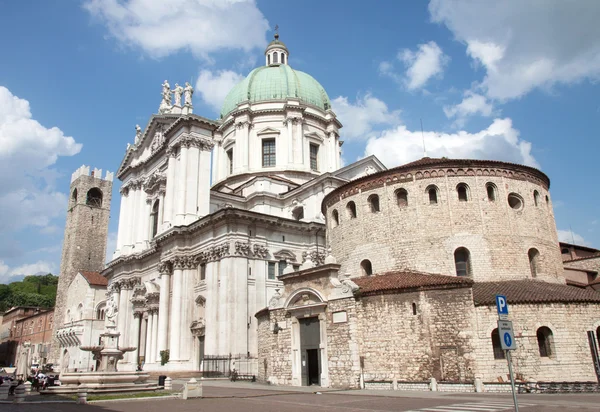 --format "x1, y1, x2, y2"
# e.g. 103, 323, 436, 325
130, 313, 142, 367
157, 268, 171, 356
204, 262, 217, 355
185, 144, 200, 223
287, 119, 293, 164
115, 187, 129, 254
144, 311, 154, 363
197, 148, 212, 217
212, 142, 221, 183
295, 118, 303, 165
163, 149, 176, 227
152, 309, 159, 363
129, 186, 139, 247
328, 132, 336, 172
135, 186, 147, 248
157, 192, 165, 232
218, 259, 230, 355
169, 259, 184, 361
118, 284, 130, 347
175, 145, 188, 226
141, 199, 151, 247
